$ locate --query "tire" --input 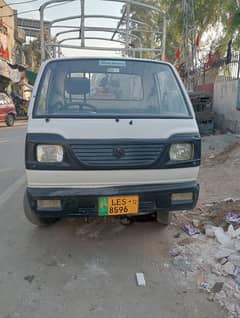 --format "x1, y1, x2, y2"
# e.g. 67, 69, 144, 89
156, 210, 172, 225
23, 192, 59, 226
6, 114, 14, 127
